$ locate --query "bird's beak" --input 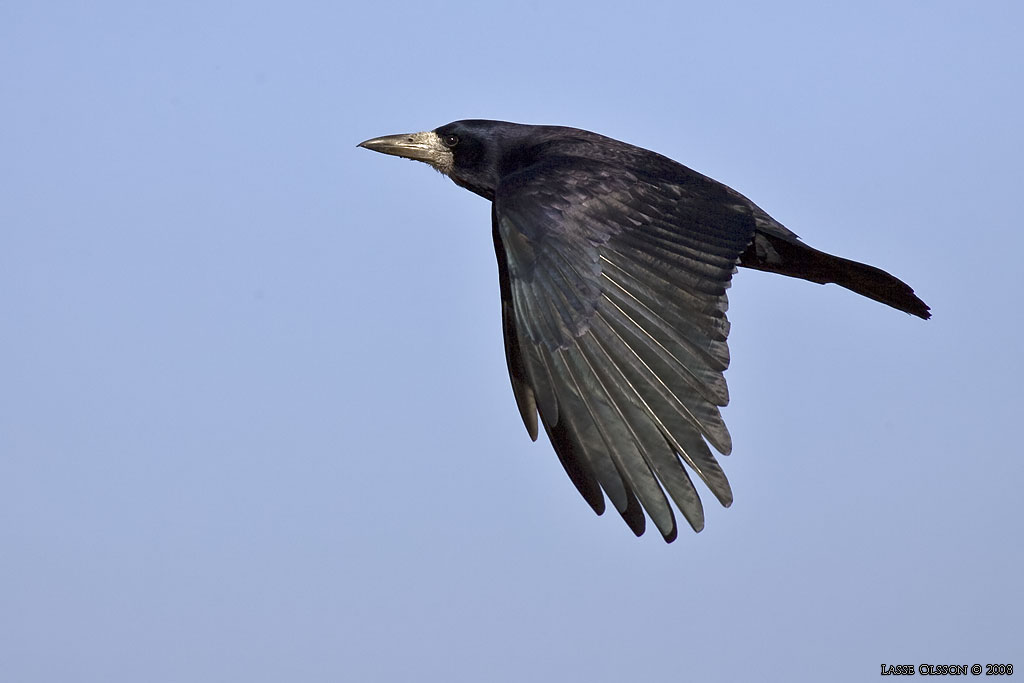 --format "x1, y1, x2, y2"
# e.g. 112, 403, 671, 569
357, 131, 453, 173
